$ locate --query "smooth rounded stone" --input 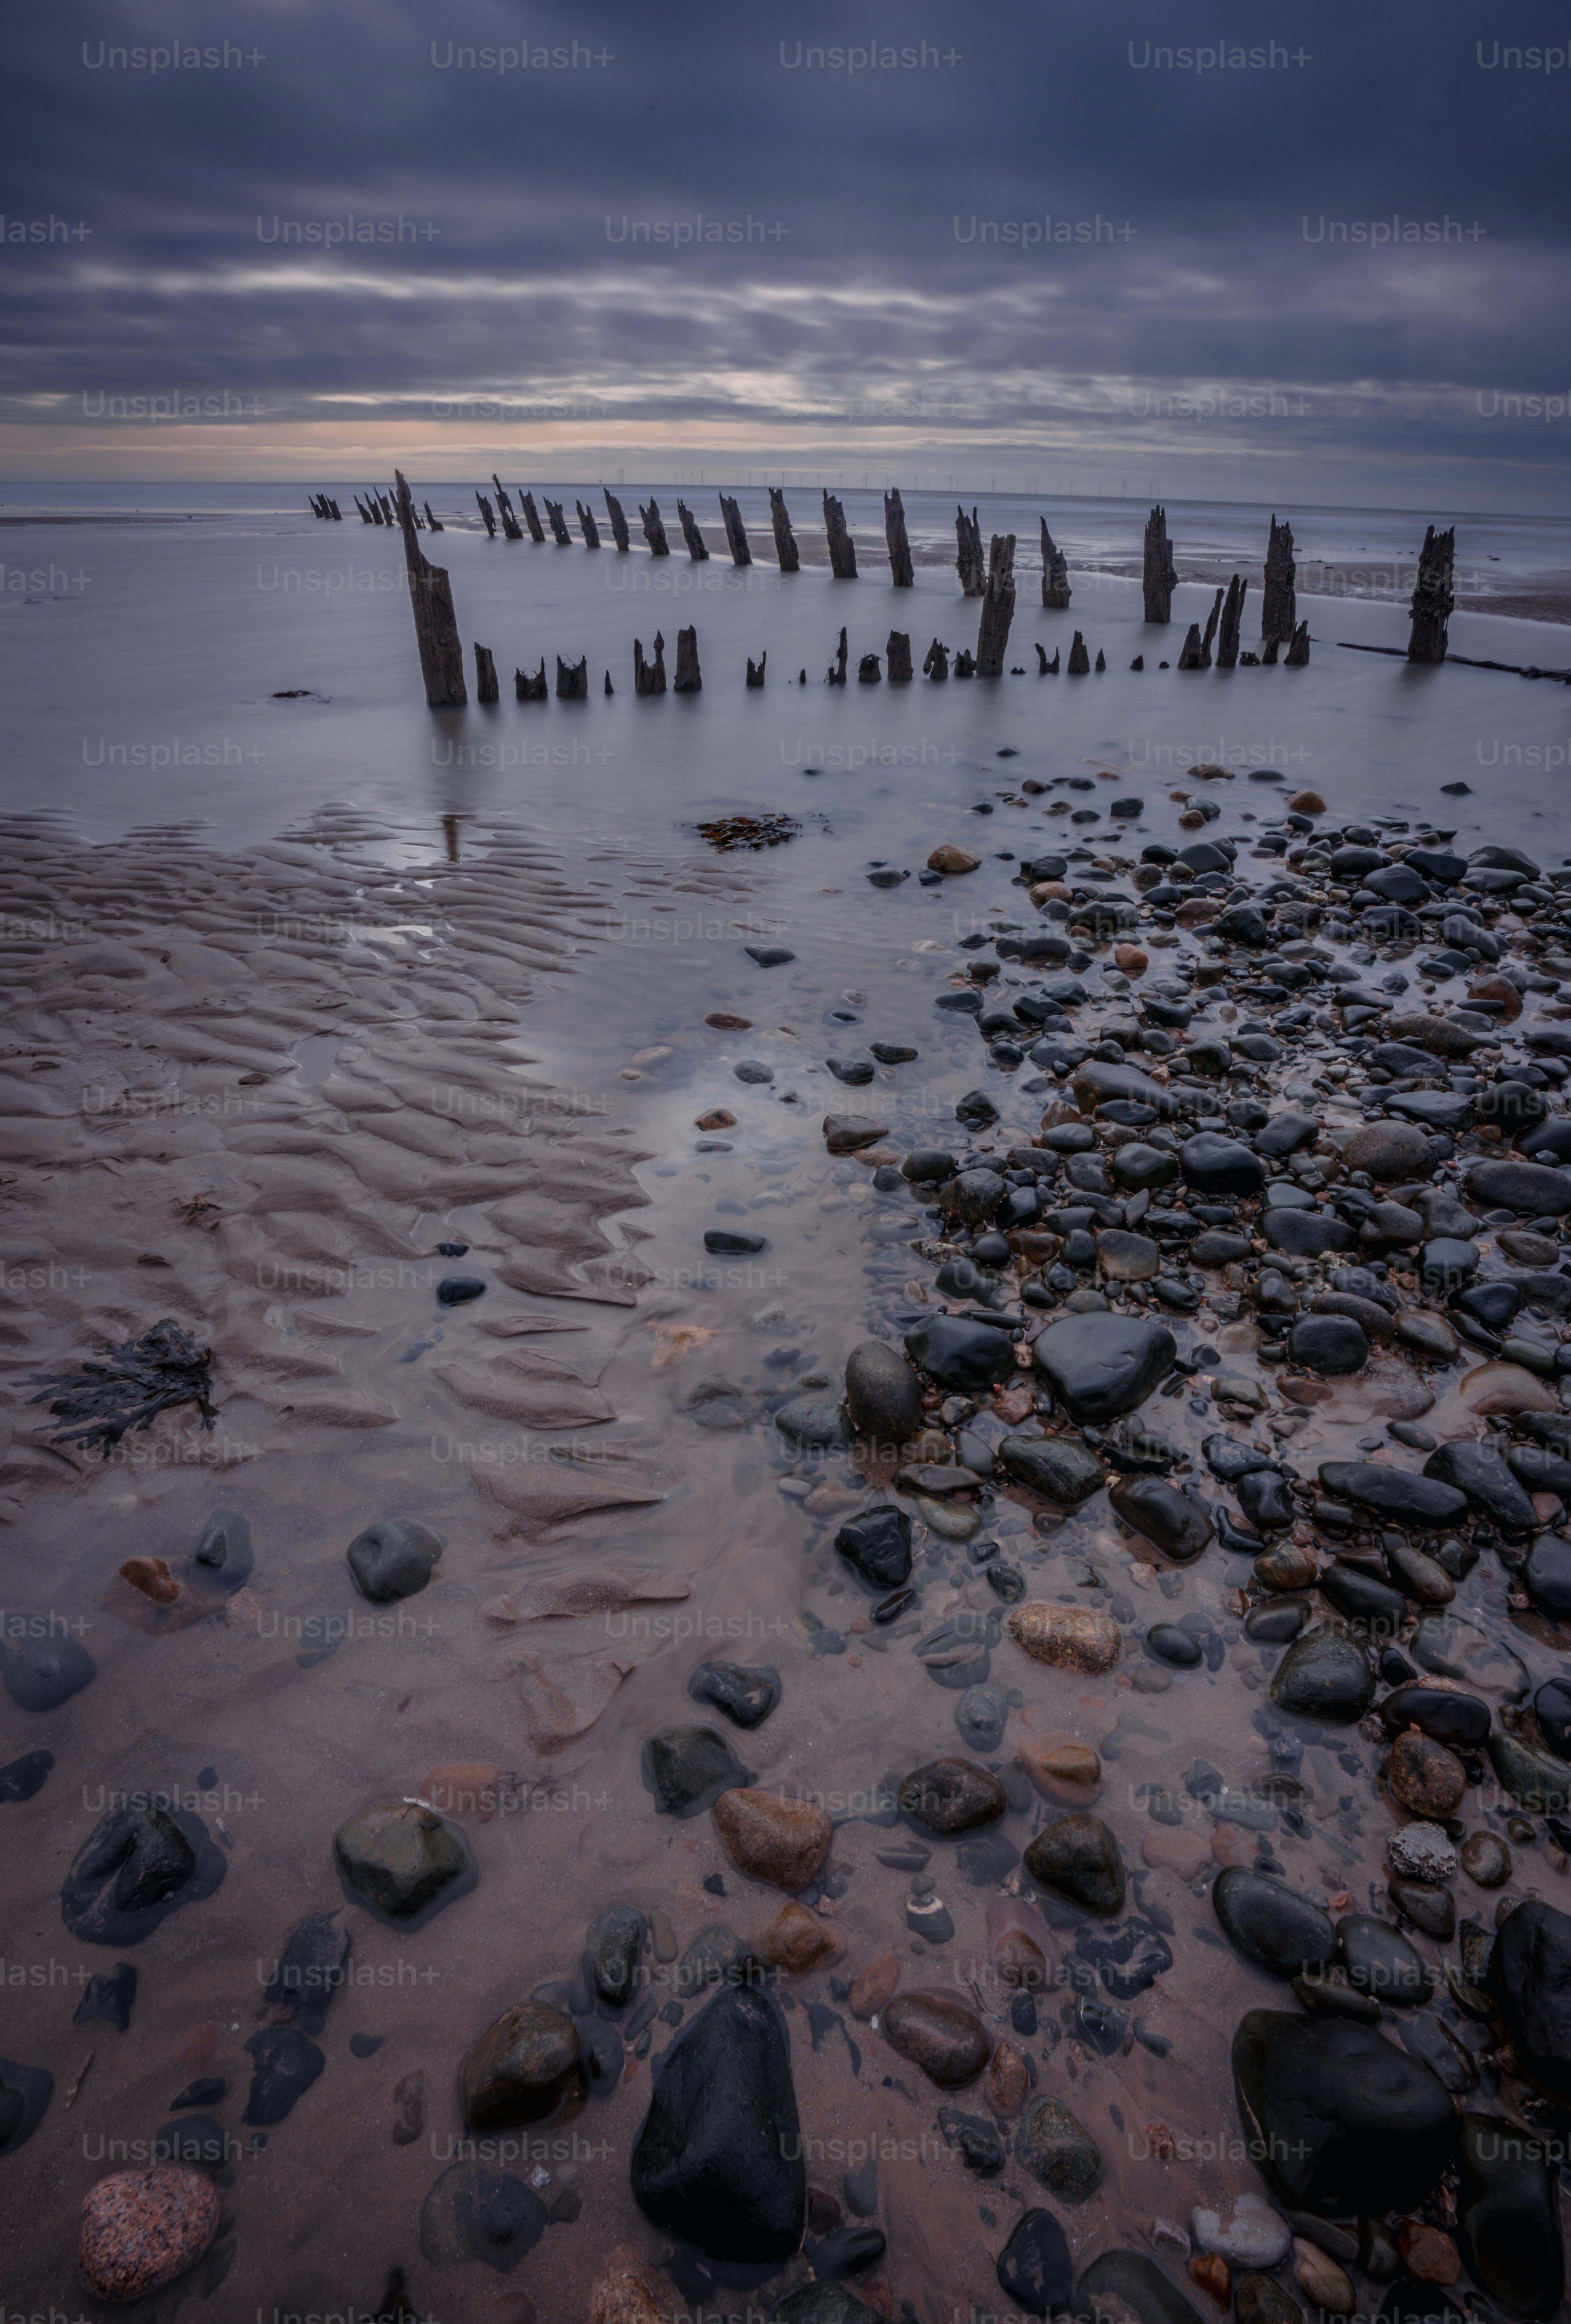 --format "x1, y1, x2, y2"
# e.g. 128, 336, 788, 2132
756, 1901, 841, 1976
1246, 1599, 1308, 1645
955, 1684, 1009, 1754
705, 1225, 769, 1254
1019, 1733, 1102, 1805
849, 1952, 901, 2021
1270, 1627, 1376, 1725
1099, 1230, 1161, 1281
1294, 2239, 1355, 2315
1015, 2096, 1103, 2200
1212, 1869, 1336, 1980
1411, 1610, 1528, 1694
929, 844, 982, 873
1235, 2273, 1303, 2324
345, 1518, 444, 1604
435, 1272, 486, 1305
775, 1396, 853, 1449
0, 2057, 52, 2157
882, 1991, 990, 2088
1238, 1470, 1297, 1534
1459, 1832, 1511, 1889
1489, 1901, 1571, 2106
1255, 1543, 1317, 1591
1388, 1876, 1456, 1940
1343, 1122, 1434, 1183
1467, 1158, 1571, 1217
632, 1982, 803, 2260
834, 1505, 912, 1591
905, 1314, 1018, 1392
334, 1802, 466, 1920
1388, 1731, 1466, 1820
712, 1788, 832, 1889
1292, 1967, 1381, 2024
937, 1167, 1009, 1228
1538, 1675, 1571, 1761
78, 2165, 219, 2301
644, 1725, 752, 1818
1076, 2250, 1206, 2324
588, 2245, 671, 2324
1456, 2107, 1566, 2320
242, 2025, 325, 2125
418, 2160, 547, 2271
1320, 1562, 1408, 1635
1112, 1143, 1181, 1192
688, 1661, 781, 1730
1231, 2011, 1457, 2217
1109, 1476, 1213, 1561
1524, 1533, 1571, 1615
1379, 1686, 1487, 1750
1459, 1360, 1561, 1416
1384, 1542, 1455, 1606
843, 1339, 923, 1442
1030, 1312, 1177, 1424
900, 1757, 1006, 1836
60, 1800, 222, 1945
1008, 1603, 1121, 1674
1337, 1914, 1432, 2008
1391, 1310, 1452, 1362
1181, 1133, 1266, 1198
1147, 1624, 1202, 1668
3, 1633, 95, 1711
1386, 1823, 1457, 1883
1487, 1732, 1571, 1815
1192, 2193, 1292, 2270
997, 2207, 1074, 2320
903, 1146, 960, 1184
1193, 1229, 1255, 1267
0, 1748, 53, 1803
1422, 1441, 1538, 1532
1143, 1828, 1209, 1880
586, 1907, 647, 2008
1288, 1314, 1368, 1376
1024, 1813, 1126, 1917
999, 1432, 1107, 1504
1317, 1461, 1468, 1527
190, 1508, 254, 1593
